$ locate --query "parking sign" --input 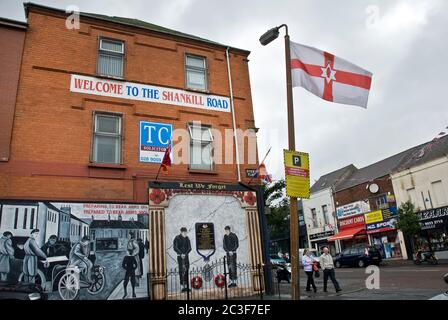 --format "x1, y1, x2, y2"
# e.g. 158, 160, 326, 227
139, 121, 172, 163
